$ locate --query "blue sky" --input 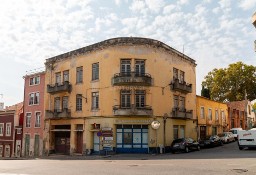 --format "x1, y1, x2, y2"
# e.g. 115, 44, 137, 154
0, 0, 256, 106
